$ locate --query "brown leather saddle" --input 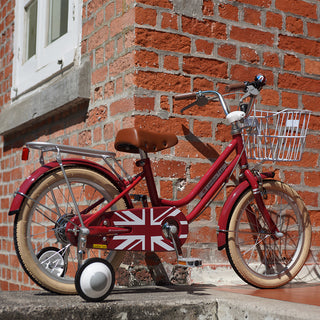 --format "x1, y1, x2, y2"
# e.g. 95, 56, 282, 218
115, 128, 178, 154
